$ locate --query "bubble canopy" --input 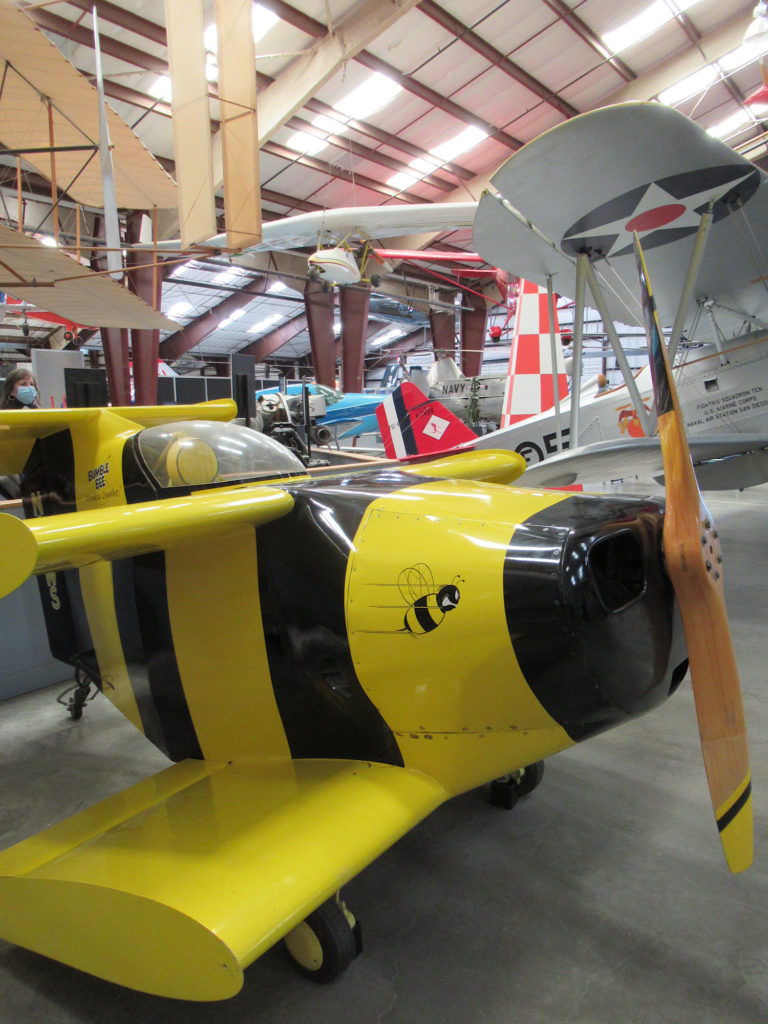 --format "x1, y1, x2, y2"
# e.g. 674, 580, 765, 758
136, 420, 306, 489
